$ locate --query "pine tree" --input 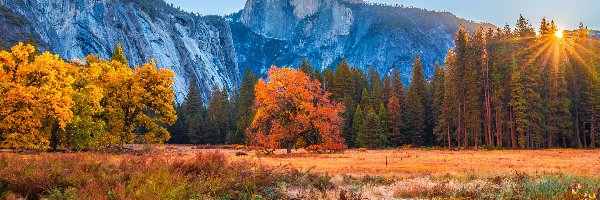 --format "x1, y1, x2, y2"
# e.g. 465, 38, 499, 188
465, 27, 485, 148
387, 95, 404, 146
435, 49, 457, 149
110, 43, 128, 65
356, 108, 386, 149
368, 66, 384, 109
299, 59, 315, 78
391, 67, 406, 104
406, 56, 427, 146
360, 88, 371, 111
184, 76, 205, 144
333, 59, 357, 146
234, 68, 259, 145
207, 86, 230, 144
431, 62, 447, 146
383, 74, 392, 106
351, 104, 365, 147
